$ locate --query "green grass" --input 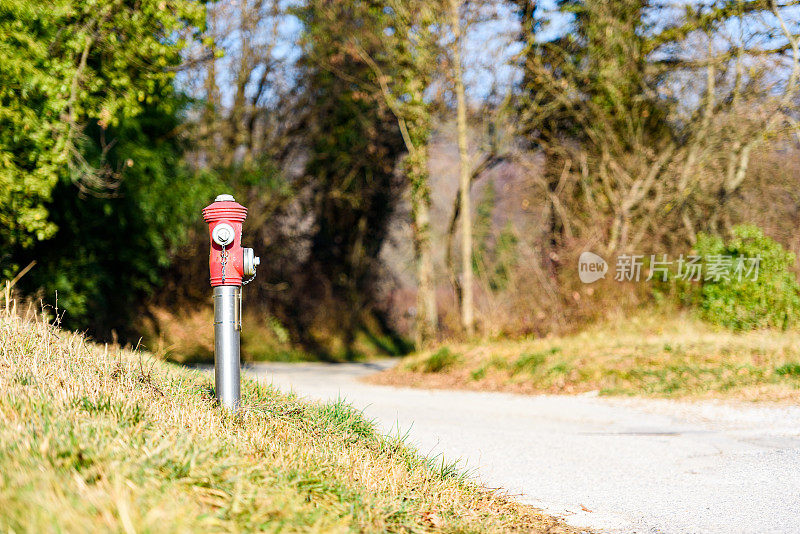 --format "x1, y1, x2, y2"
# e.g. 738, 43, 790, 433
411, 347, 462, 373
0, 312, 576, 533
775, 363, 800, 377
512, 348, 561, 376
374, 311, 800, 402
